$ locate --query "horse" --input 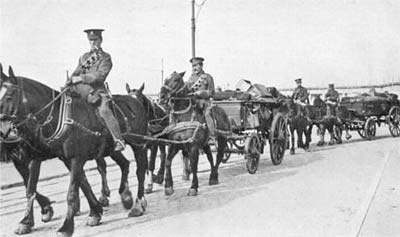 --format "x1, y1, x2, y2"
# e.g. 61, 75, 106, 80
285, 98, 311, 154
0, 65, 148, 236
126, 83, 168, 193
307, 96, 344, 146
159, 71, 231, 196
